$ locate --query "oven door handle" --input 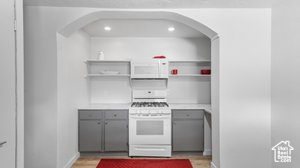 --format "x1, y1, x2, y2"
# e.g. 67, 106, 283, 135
135, 147, 166, 151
